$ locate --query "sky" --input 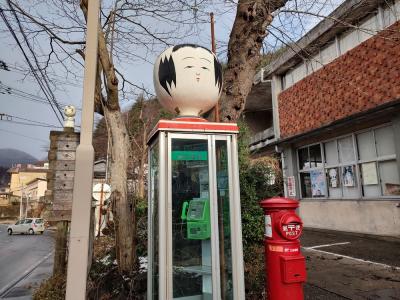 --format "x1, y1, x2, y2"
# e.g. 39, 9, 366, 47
0, 1, 238, 159
0, 0, 342, 160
